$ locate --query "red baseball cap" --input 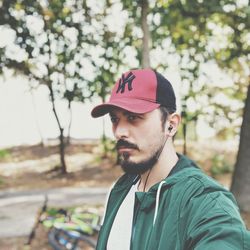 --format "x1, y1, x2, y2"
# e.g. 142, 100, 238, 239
91, 68, 176, 118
